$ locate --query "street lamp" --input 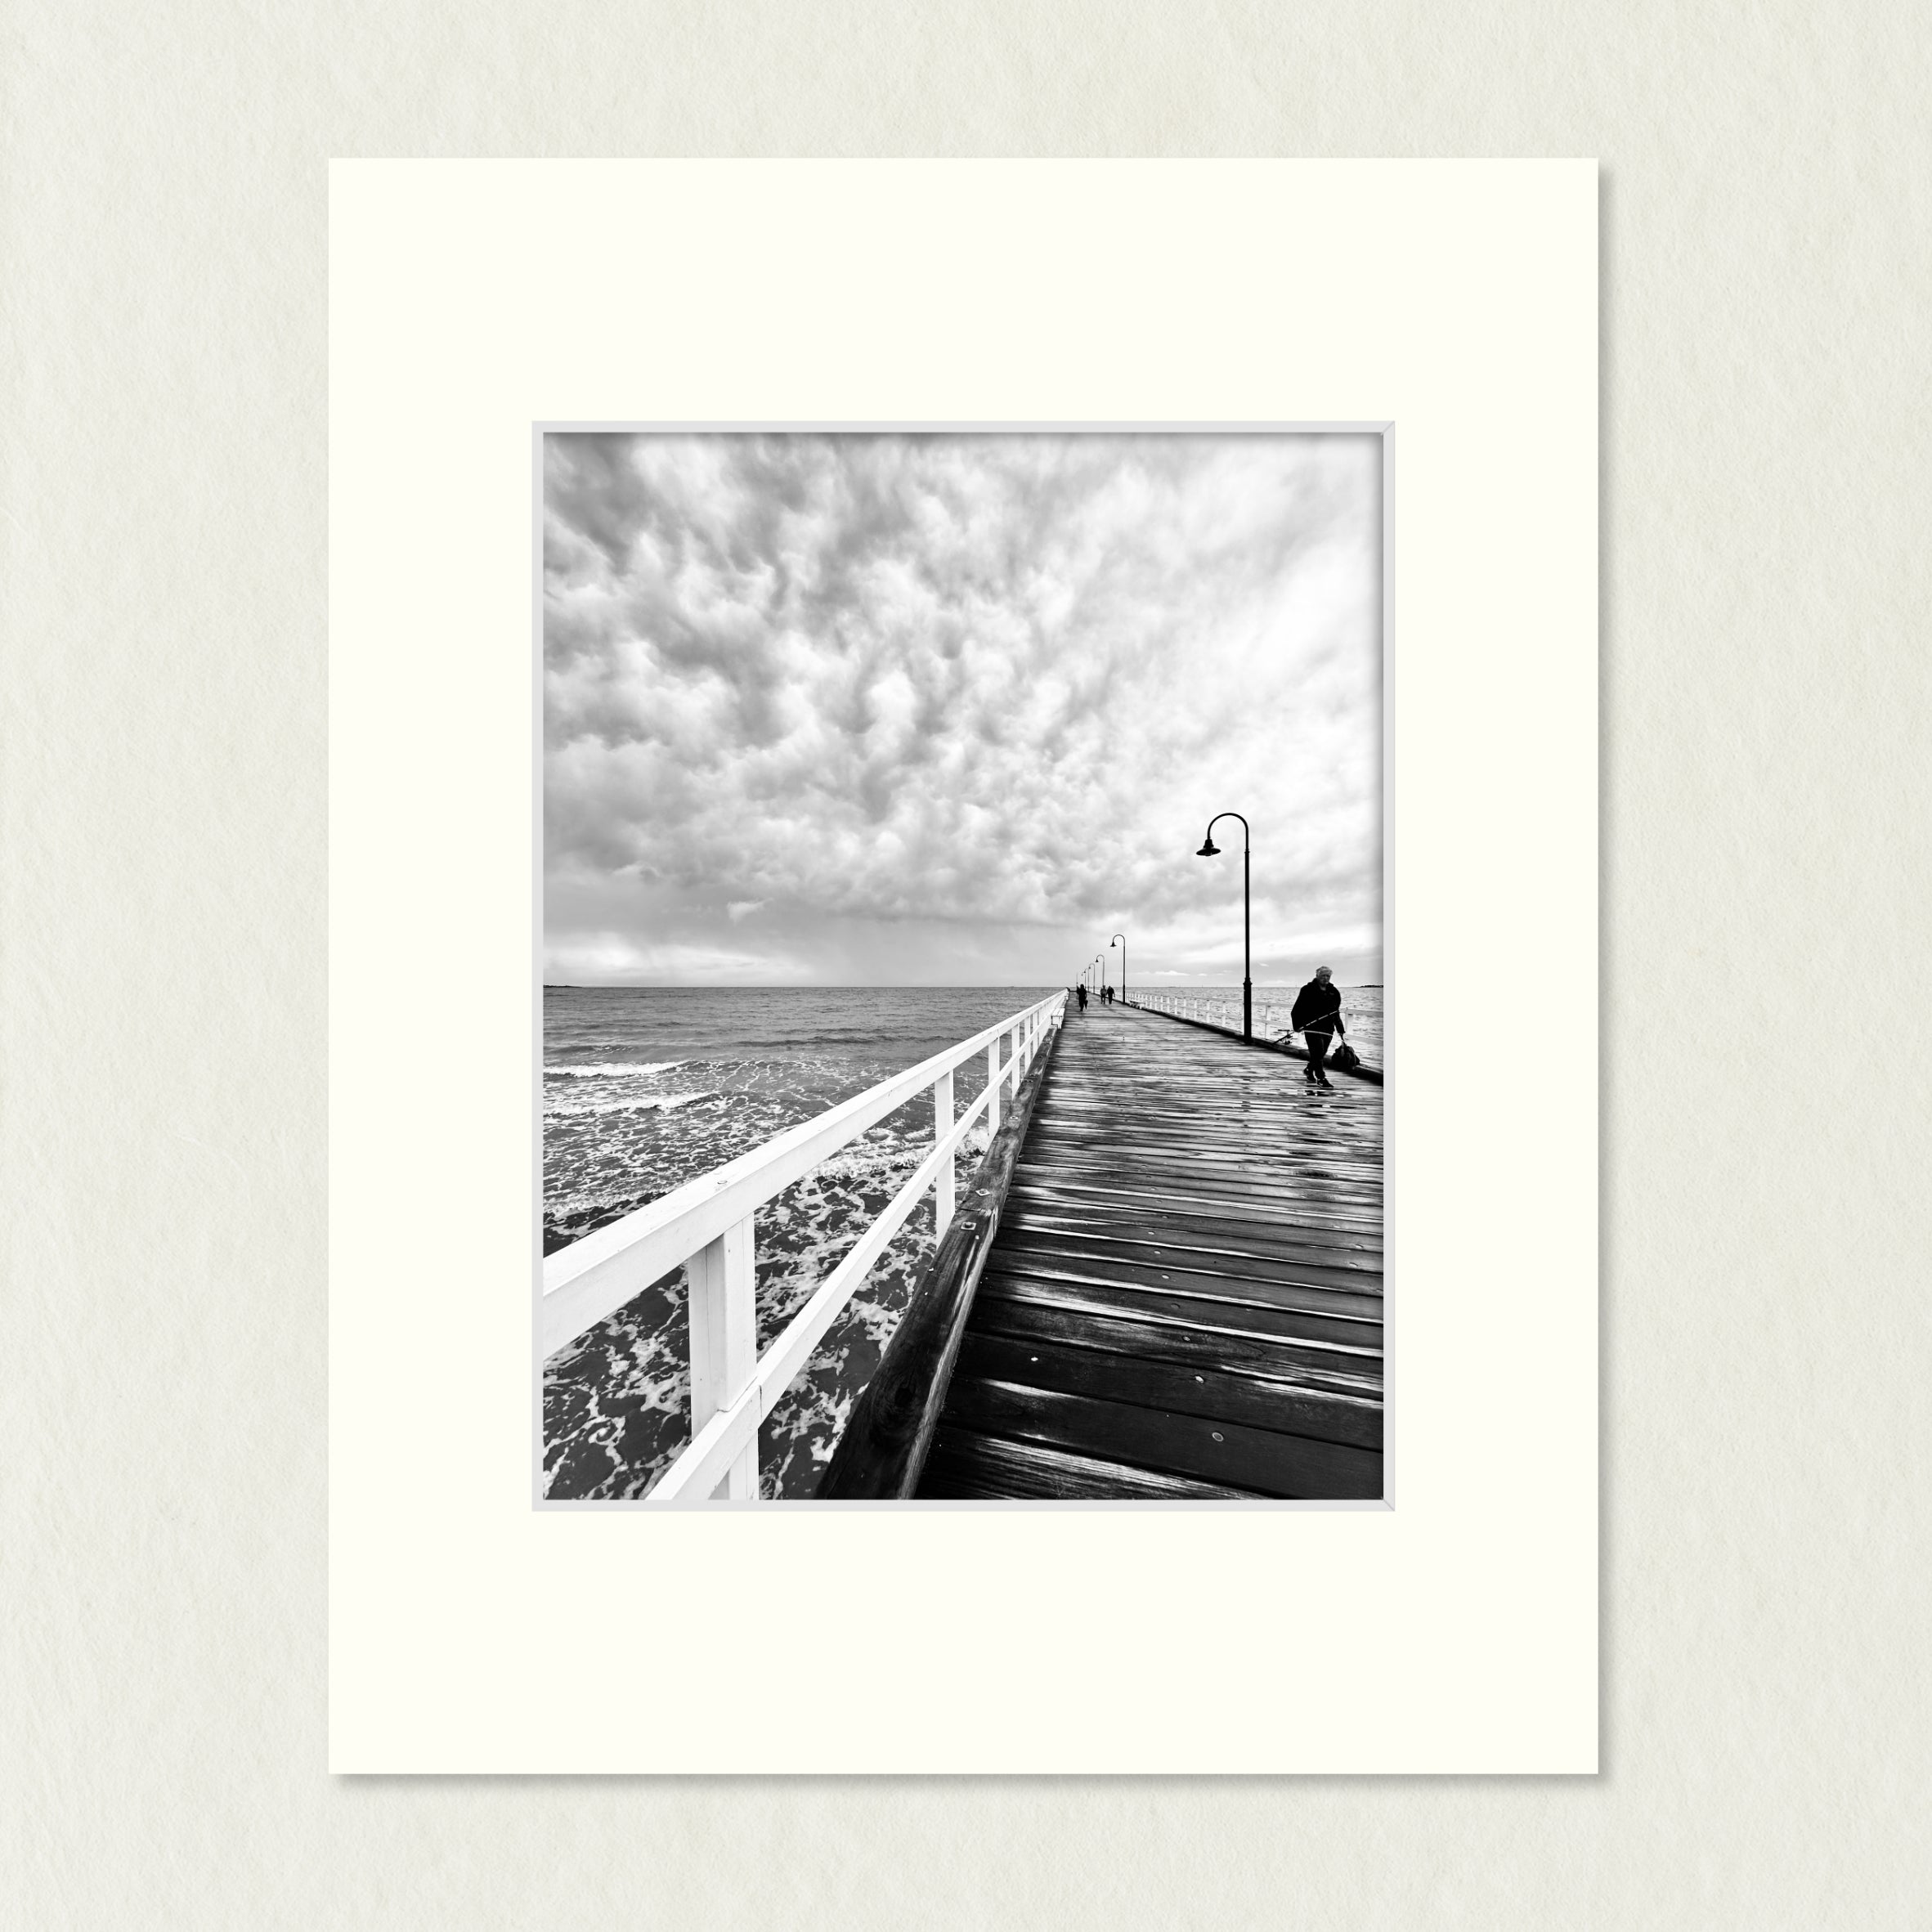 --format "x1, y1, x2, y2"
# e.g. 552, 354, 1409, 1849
1110, 932, 1127, 1006
1195, 811, 1252, 1039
